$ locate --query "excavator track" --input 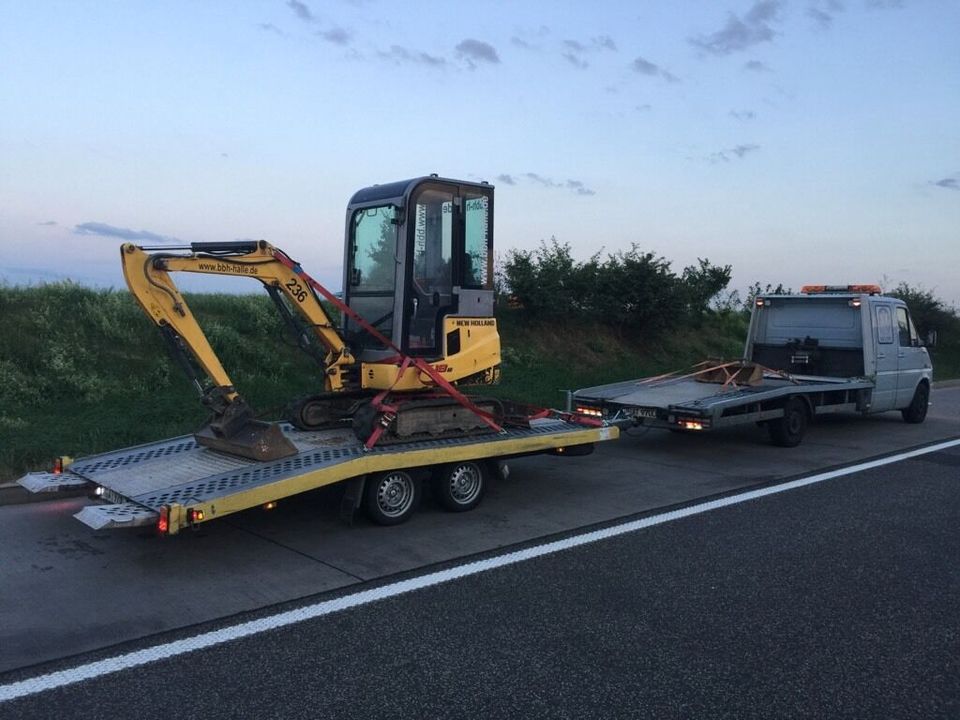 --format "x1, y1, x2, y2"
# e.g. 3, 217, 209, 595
352, 396, 506, 446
